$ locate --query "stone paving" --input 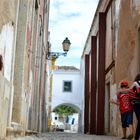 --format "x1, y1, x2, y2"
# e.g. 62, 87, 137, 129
7, 132, 121, 140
